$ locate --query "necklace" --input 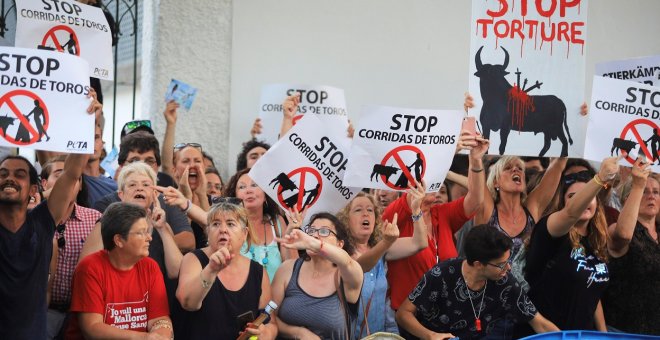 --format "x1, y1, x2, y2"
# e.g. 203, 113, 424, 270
261, 219, 269, 265
510, 206, 520, 225
465, 278, 487, 332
